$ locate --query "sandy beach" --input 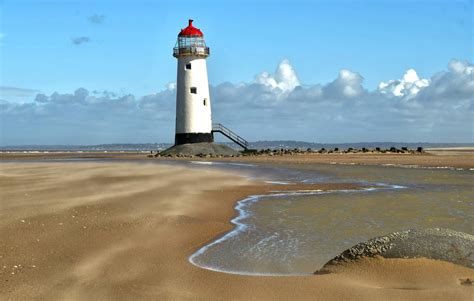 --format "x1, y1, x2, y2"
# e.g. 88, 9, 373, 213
0, 161, 472, 300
